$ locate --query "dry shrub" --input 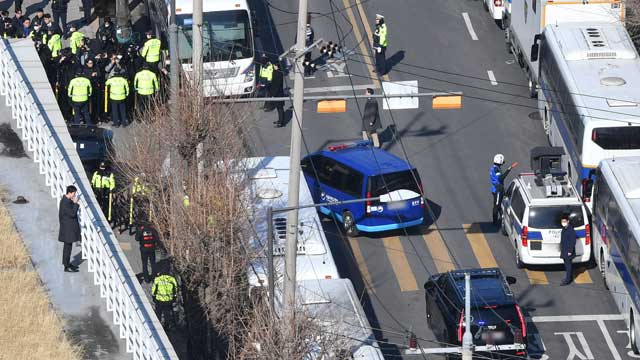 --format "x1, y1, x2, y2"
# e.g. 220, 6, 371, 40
0, 202, 29, 269
626, 0, 640, 49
